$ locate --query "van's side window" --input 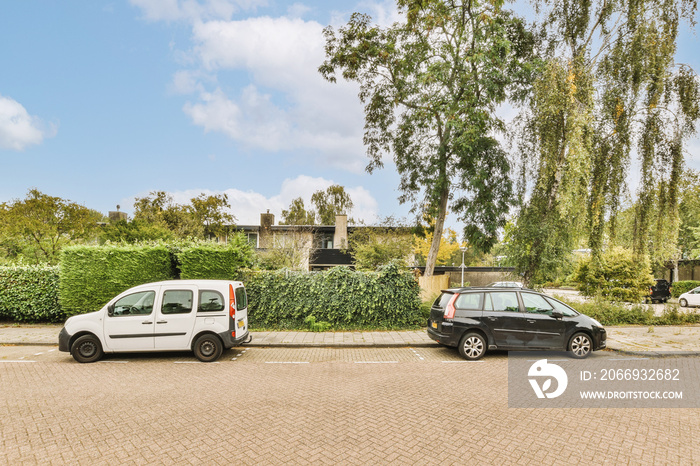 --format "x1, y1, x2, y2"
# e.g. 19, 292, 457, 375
111, 291, 155, 316
198, 290, 225, 312
161, 290, 193, 315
